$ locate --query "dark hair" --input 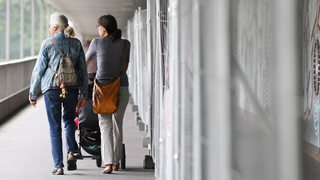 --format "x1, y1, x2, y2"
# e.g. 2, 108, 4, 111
98, 14, 122, 40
